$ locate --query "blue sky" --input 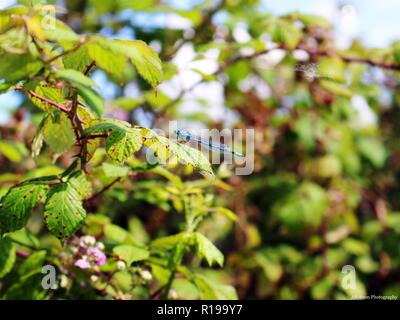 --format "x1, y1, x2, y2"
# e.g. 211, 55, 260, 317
1, 0, 400, 124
